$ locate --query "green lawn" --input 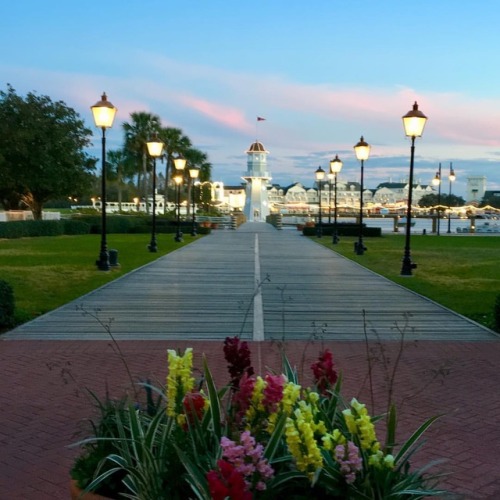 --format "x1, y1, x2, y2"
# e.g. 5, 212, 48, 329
314, 233, 500, 329
0, 233, 196, 326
